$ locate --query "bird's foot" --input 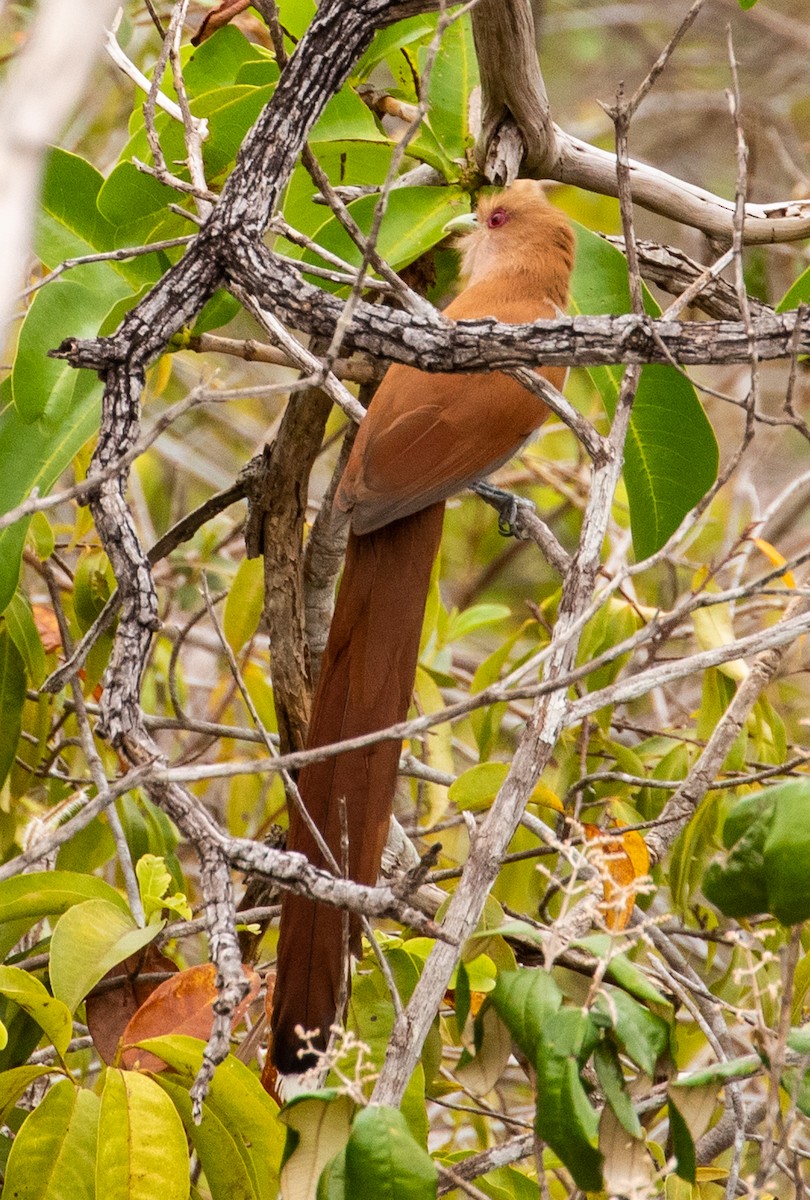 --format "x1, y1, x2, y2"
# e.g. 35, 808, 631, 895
472, 481, 535, 538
